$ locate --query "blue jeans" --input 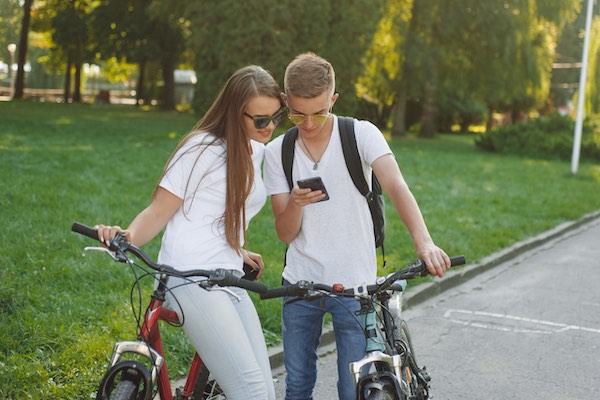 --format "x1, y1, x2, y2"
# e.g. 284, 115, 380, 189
282, 280, 366, 400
